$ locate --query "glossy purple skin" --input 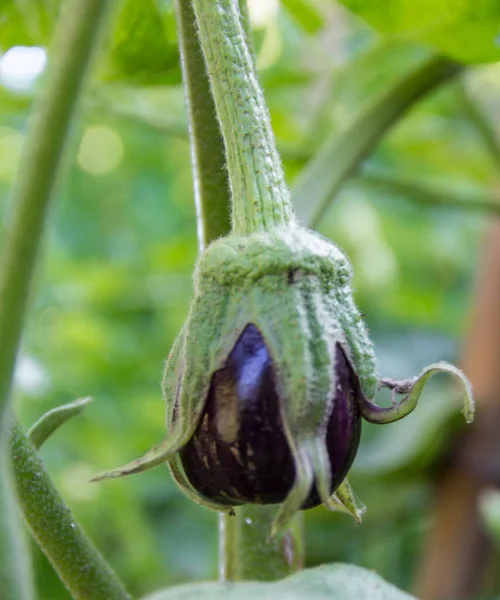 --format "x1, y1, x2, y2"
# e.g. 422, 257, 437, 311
179, 324, 361, 508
